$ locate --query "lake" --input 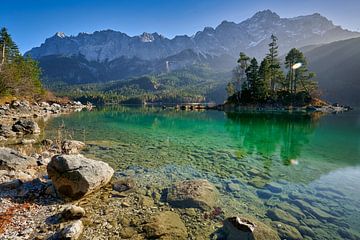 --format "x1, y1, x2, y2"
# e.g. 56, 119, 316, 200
44, 106, 360, 239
